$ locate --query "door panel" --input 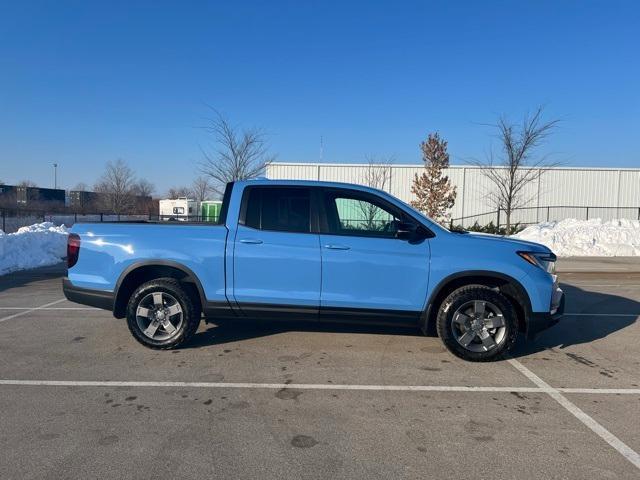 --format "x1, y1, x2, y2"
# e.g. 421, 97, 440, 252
232, 185, 321, 310
319, 188, 431, 313
320, 234, 430, 311
234, 225, 321, 307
